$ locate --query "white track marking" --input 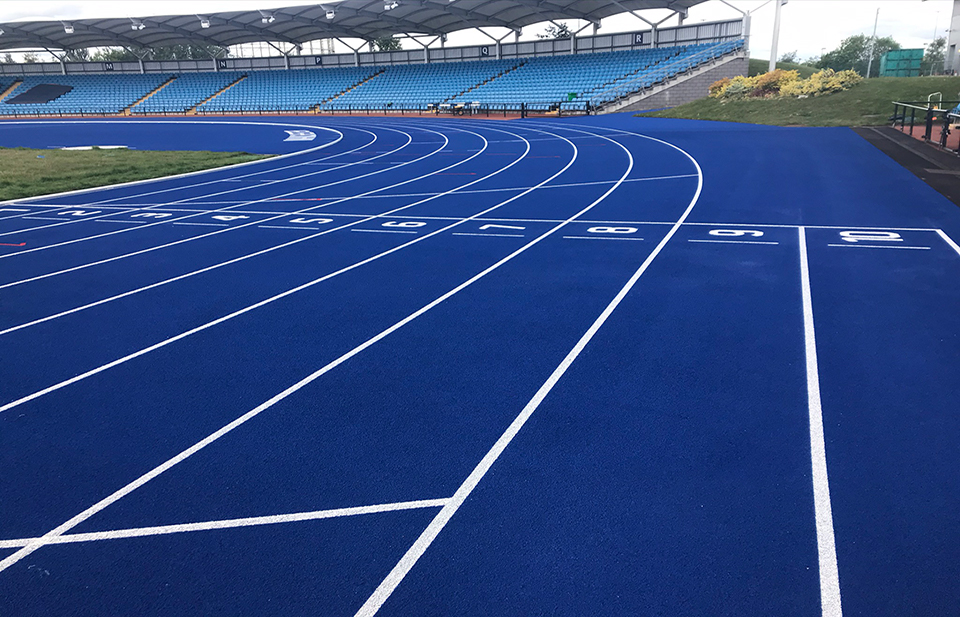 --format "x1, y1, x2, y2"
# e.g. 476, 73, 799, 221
258, 225, 321, 231
562, 236, 644, 241
936, 229, 960, 256
0, 129, 457, 287
0, 126, 539, 333
0, 125, 628, 572
172, 222, 229, 227
825, 244, 930, 250
352, 229, 418, 234
0, 123, 552, 401
355, 125, 702, 617
798, 227, 844, 617
689, 239, 779, 245
94, 219, 148, 225
0, 126, 361, 237
452, 232, 524, 238
0, 127, 414, 257
0, 499, 448, 549
0, 119, 345, 207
